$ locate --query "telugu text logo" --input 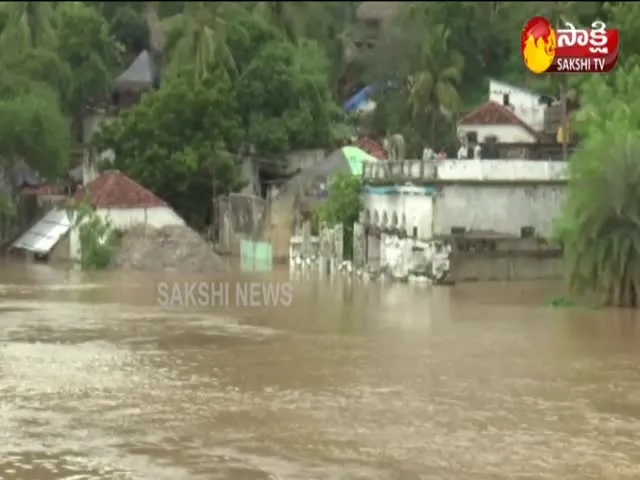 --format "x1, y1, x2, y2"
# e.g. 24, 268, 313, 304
521, 17, 619, 74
